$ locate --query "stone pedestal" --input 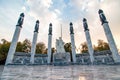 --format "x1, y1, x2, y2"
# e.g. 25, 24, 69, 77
69, 22, 76, 63
98, 9, 120, 63
30, 32, 38, 64
53, 52, 70, 66
82, 58, 84, 64
5, 13, 24, 65
30, 20, 39, 64
47, 23, 52, 64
